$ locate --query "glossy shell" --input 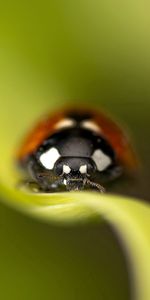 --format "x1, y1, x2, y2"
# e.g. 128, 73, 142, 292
16, 107, 137, 171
